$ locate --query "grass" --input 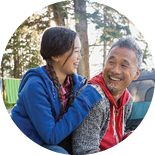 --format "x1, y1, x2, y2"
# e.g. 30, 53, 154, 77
4, 100, 15, 109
